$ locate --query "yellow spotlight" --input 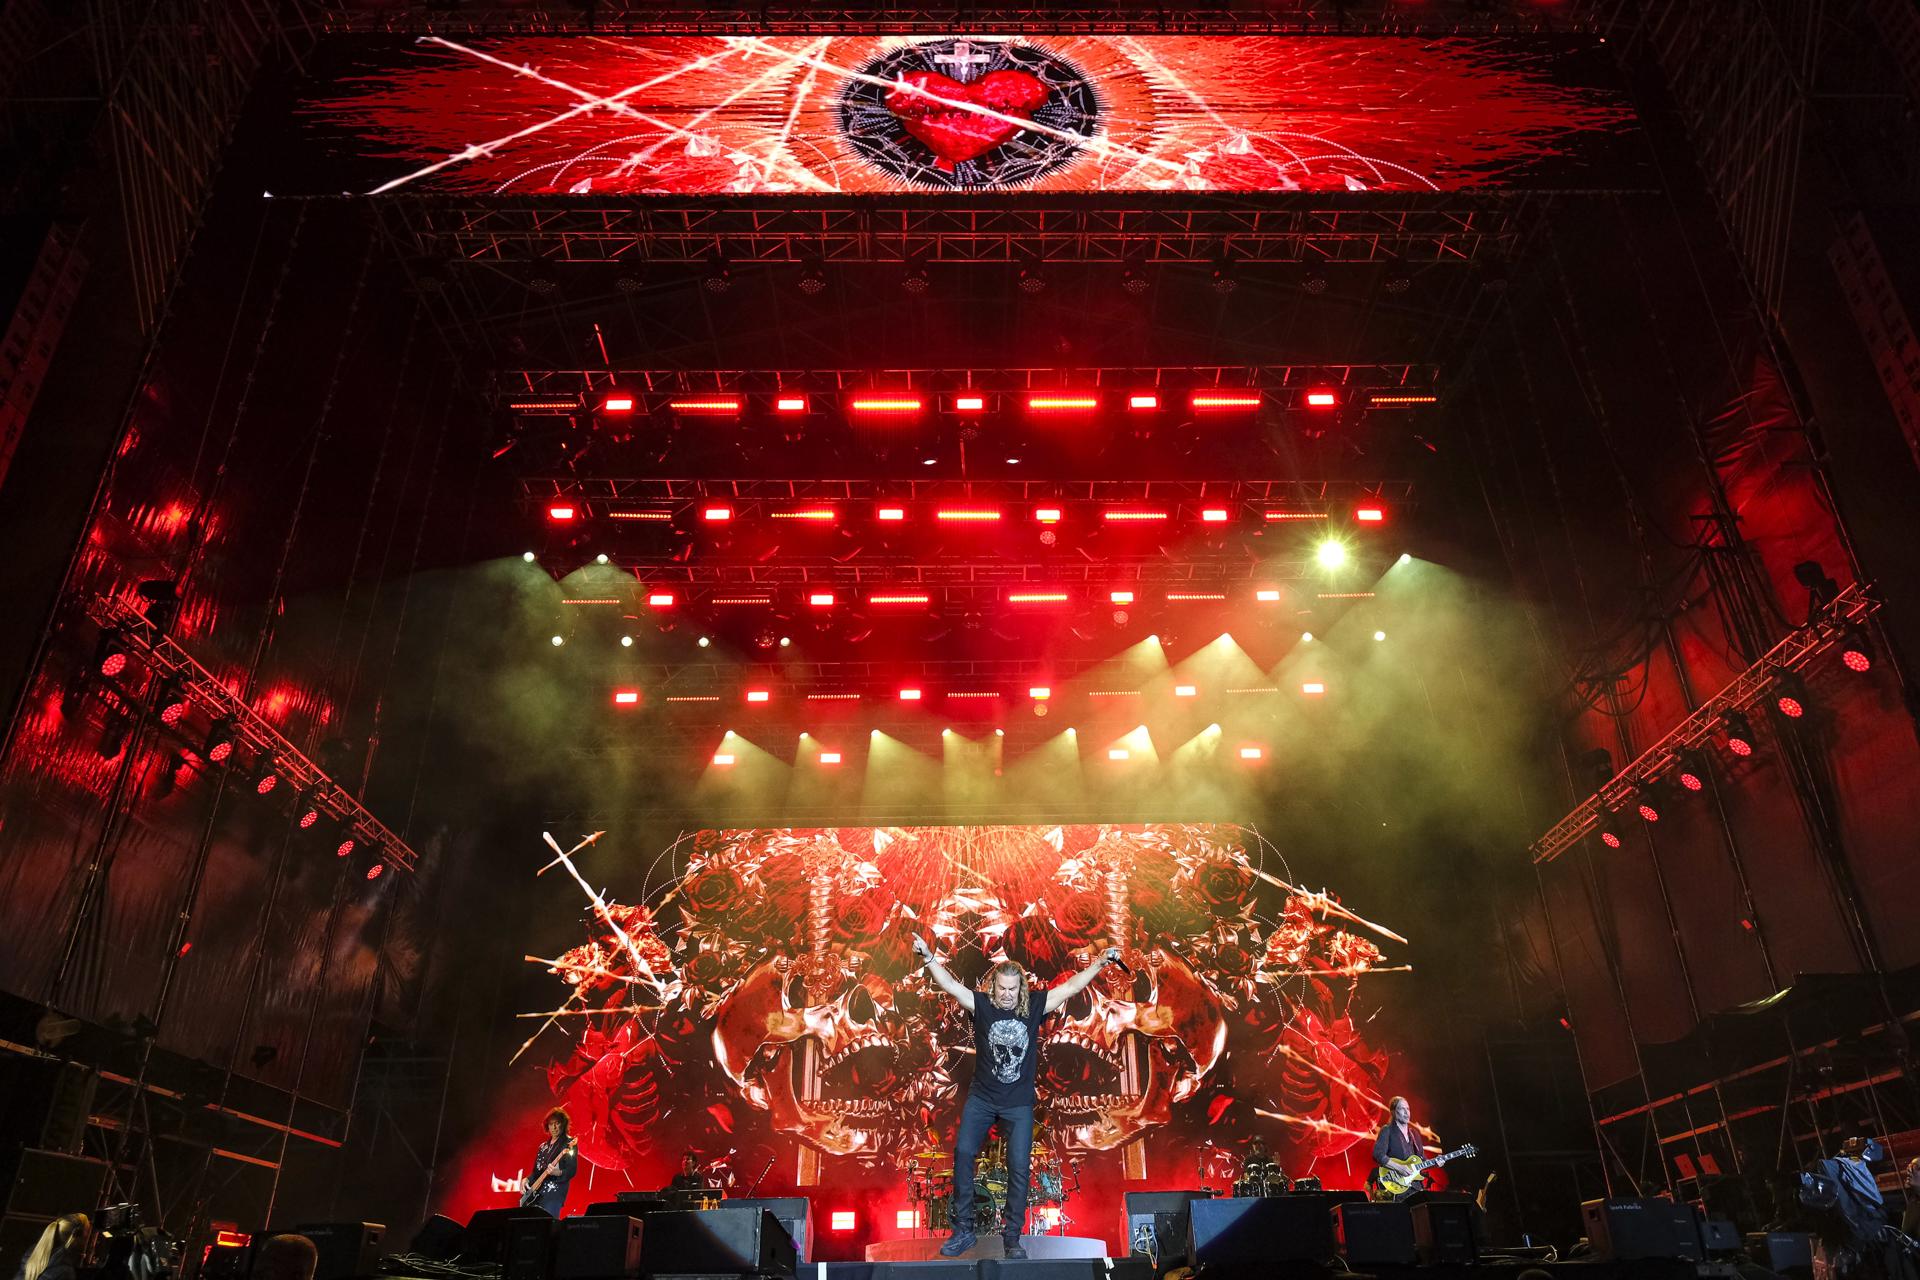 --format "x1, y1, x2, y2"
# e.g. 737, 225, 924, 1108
1316, 539, 1347, 569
